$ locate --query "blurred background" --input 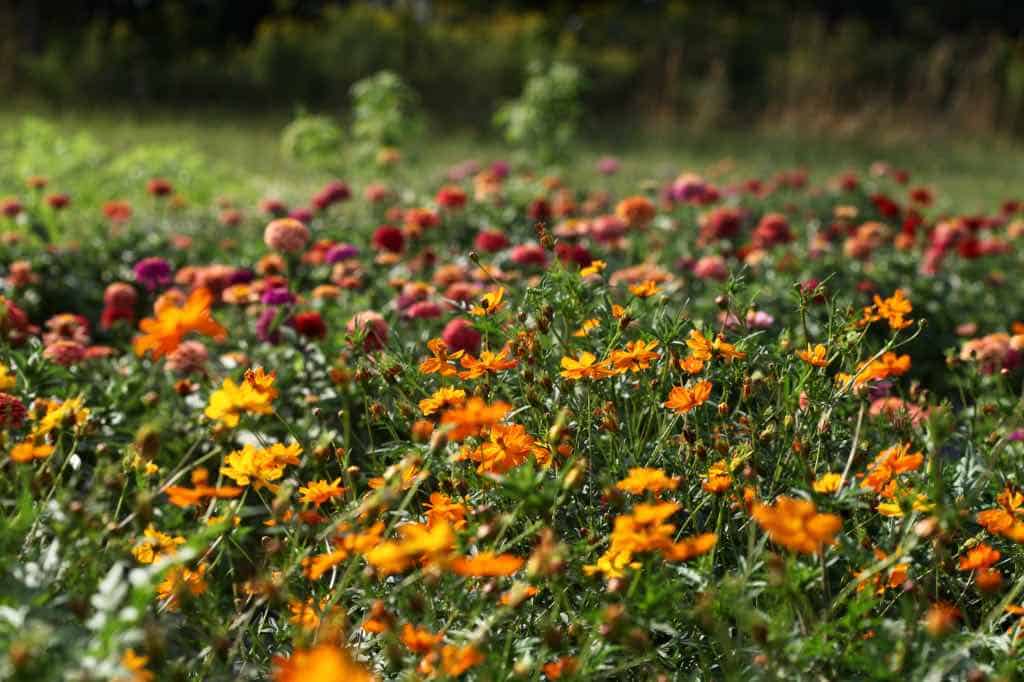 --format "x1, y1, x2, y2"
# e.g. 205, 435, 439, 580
4, 0, 1024, 136
2, 1, 1024, 215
